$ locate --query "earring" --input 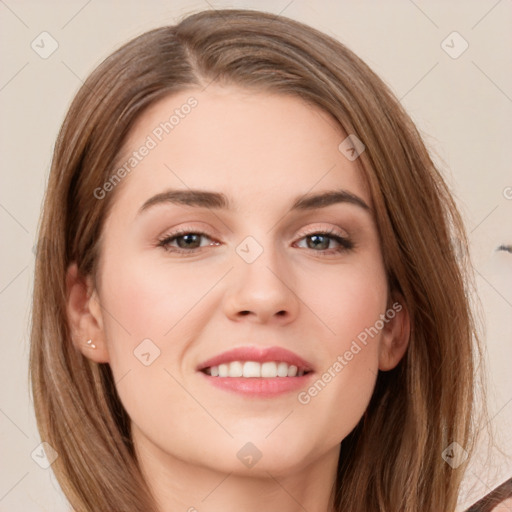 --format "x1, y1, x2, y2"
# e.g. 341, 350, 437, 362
86, 339, 96, 349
